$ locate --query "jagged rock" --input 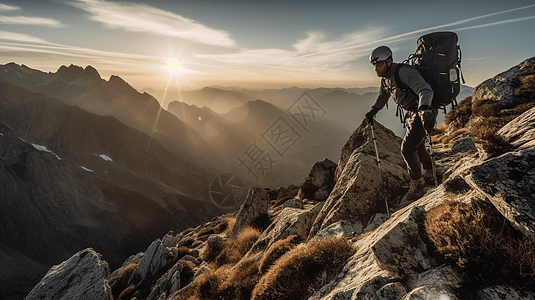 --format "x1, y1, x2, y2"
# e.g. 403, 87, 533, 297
132, 239, 180, 284
499, 105, 535, 150
297, 158, 337, 201
468, 147, 535, 239
472, 57, 535, 108
25, 248, 112, 300
308, 122, 409, 239
315, 220, 363, 239
476, 285, 535, 299
230, 186, 269, 238
146, 260, 191, 300
250, 202, 324, 253
162, 233, 178, 248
